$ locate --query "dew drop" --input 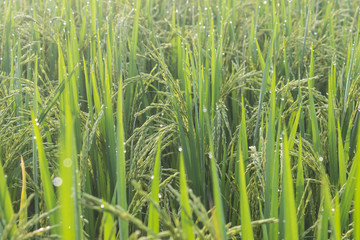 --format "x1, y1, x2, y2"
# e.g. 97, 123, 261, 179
53, 177, 63, 187
63, 158, 72, 168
